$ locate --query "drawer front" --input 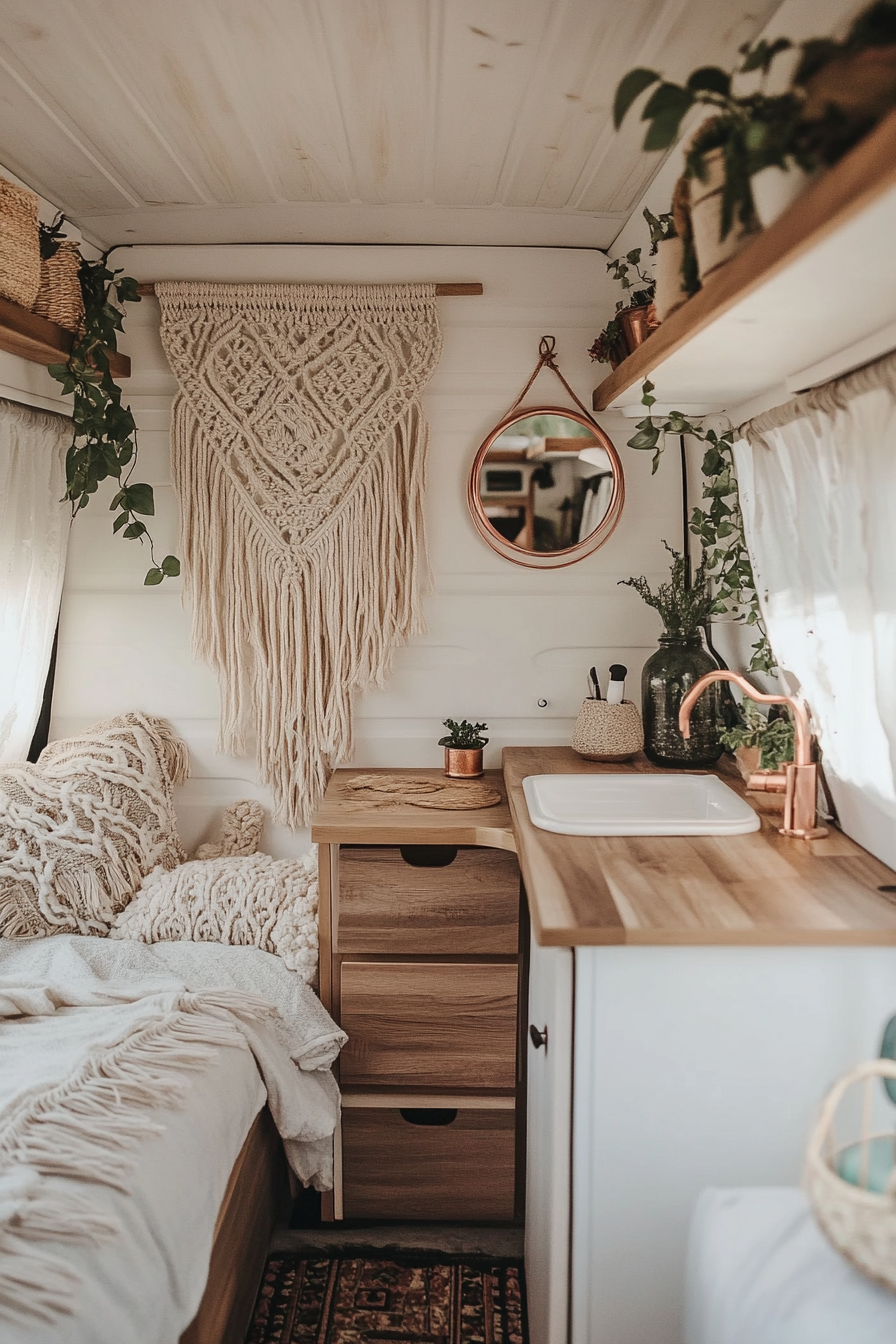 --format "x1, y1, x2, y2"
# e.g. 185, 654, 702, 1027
339, 961, 518, 1090
342, 1107, 516, 1220
337, 845, 519, 954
